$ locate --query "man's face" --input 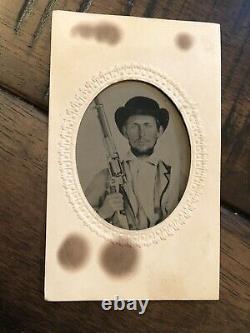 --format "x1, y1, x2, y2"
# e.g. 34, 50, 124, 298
122, 114, 163, 156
